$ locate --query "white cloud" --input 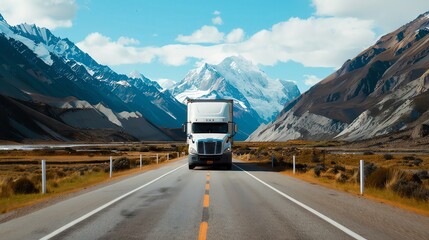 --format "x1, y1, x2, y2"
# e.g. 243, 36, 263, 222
82, 2, 429, 69
117, 37, 140, 46
312, 0, 429, 32
303, 75, 322, 86
213, 10, 221, 15
76, 32, 155, 65
212, 16, 223, 25
226, 28, 245, 43
176, 25, 224, 43
0, 0, 77, 29
79, 16, 376, 68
